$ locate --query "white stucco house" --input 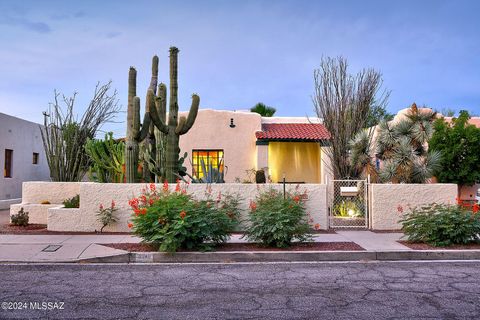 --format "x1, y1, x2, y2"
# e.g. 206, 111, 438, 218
179, 109, 332, 184
0, 113, 50, 209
